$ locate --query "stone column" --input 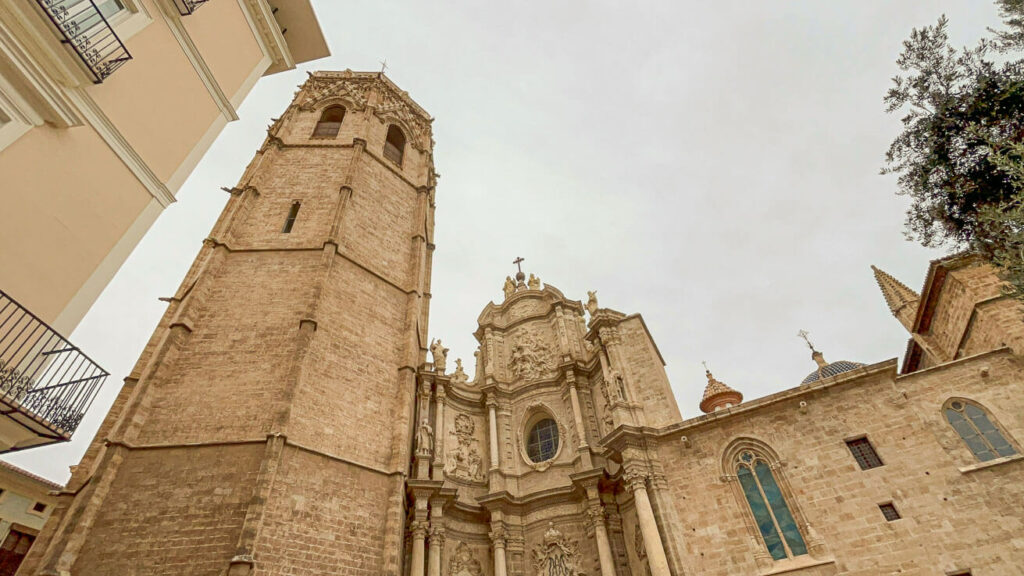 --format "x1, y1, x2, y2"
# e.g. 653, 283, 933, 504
625, 470, 671, 576
432, 385, 446, 478
567, 377, 588, 449
587, 502, 616, 576
486, 395, 500, 471
410, 521, 428, 576
490, 528, 508, 576
427, 525, 444, 576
